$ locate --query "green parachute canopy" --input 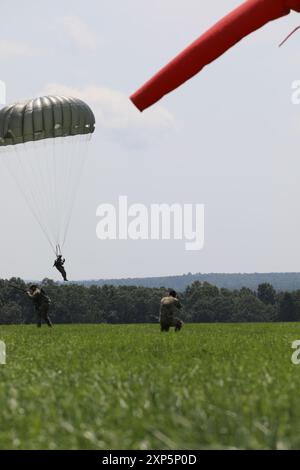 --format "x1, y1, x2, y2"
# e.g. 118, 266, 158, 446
0, 95, 95, 146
